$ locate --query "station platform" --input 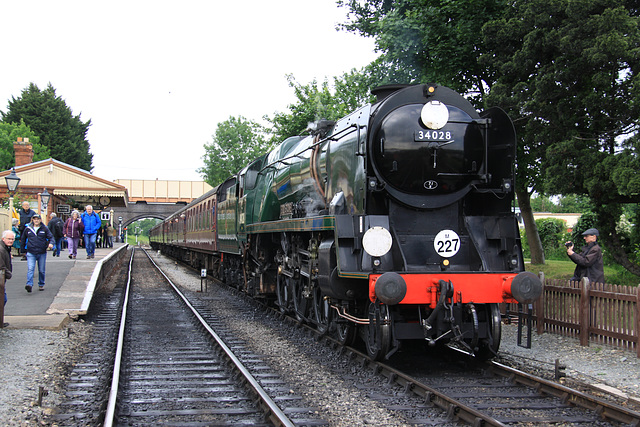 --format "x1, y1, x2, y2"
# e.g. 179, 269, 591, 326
2, 243, 129, 330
